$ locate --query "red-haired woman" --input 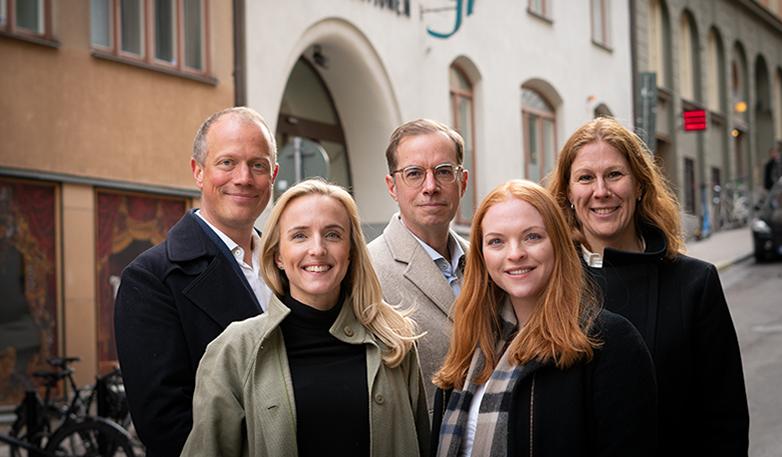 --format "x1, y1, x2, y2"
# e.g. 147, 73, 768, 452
431, 179, 657, 457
